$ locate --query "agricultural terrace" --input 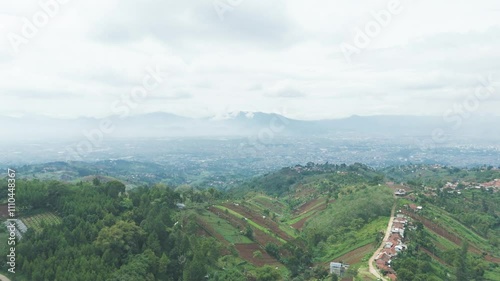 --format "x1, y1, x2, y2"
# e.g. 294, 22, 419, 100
21, 212, 62, 233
